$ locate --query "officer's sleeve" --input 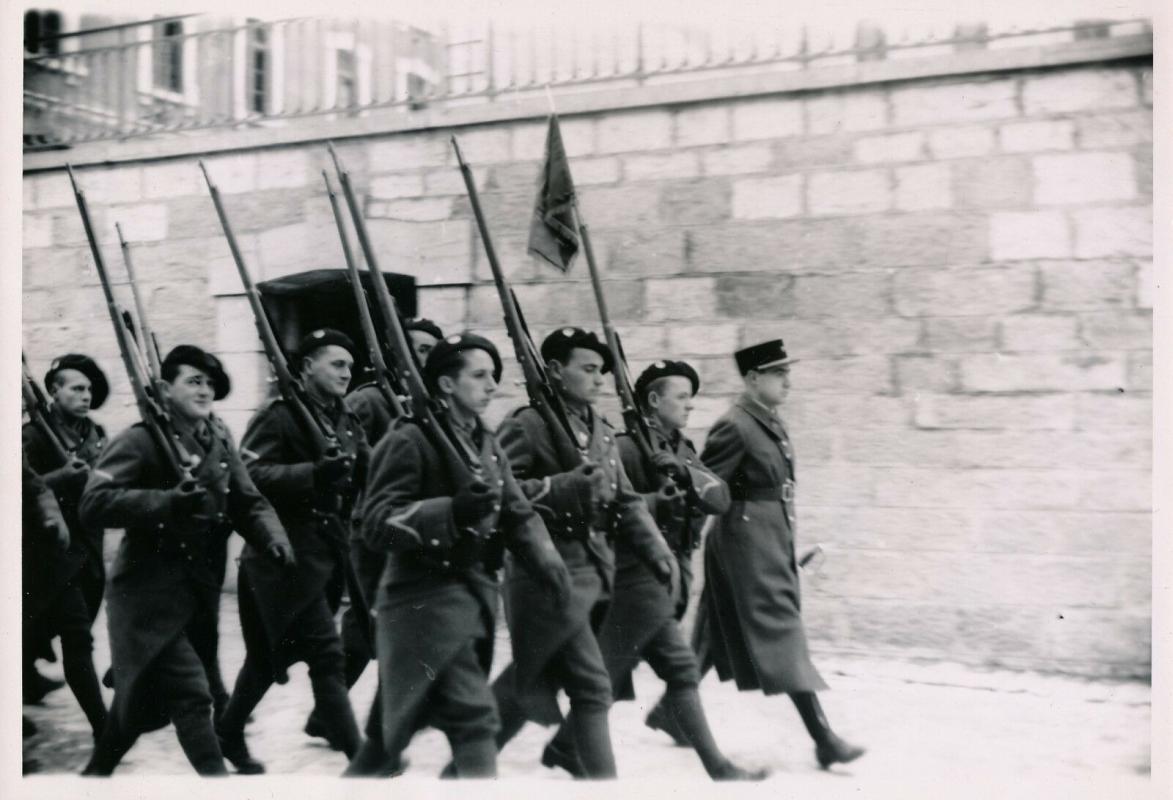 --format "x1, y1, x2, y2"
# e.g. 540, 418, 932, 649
613, 446, 674, 568
496, 445, 564, 574
79, 427, 174, 530
361, 429, 460, 554
221, 428, 291, 551
498, 410, 591, 520
698, 415, 745, 486
239, 404, 316, 503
